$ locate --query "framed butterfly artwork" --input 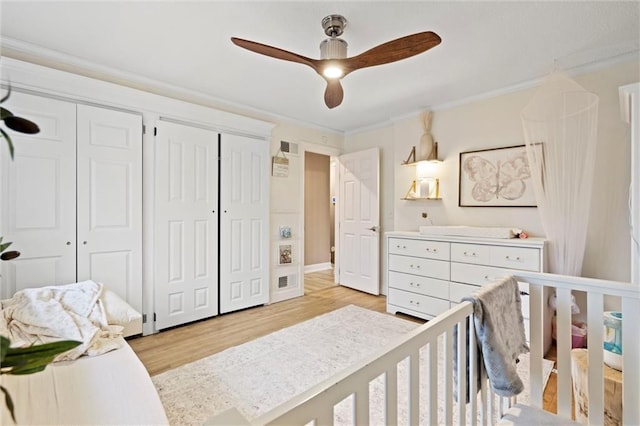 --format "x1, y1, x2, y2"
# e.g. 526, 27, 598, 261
459, 144, 537, 207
